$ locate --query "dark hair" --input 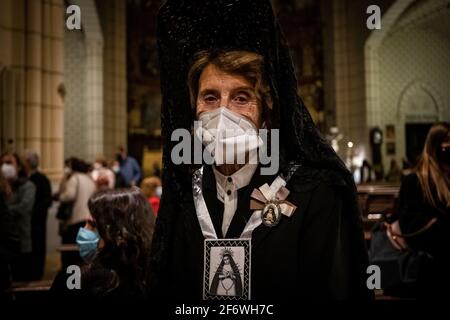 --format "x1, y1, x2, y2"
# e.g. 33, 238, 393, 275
0, 170, 11, 198
86, 187, 155, 295
95, 156, 108, 168
67, 157, 90, 173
